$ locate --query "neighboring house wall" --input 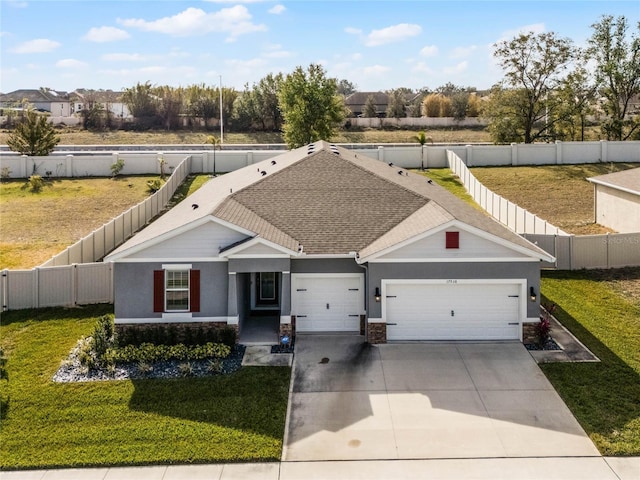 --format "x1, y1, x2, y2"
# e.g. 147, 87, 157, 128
594, 185, 640, 233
